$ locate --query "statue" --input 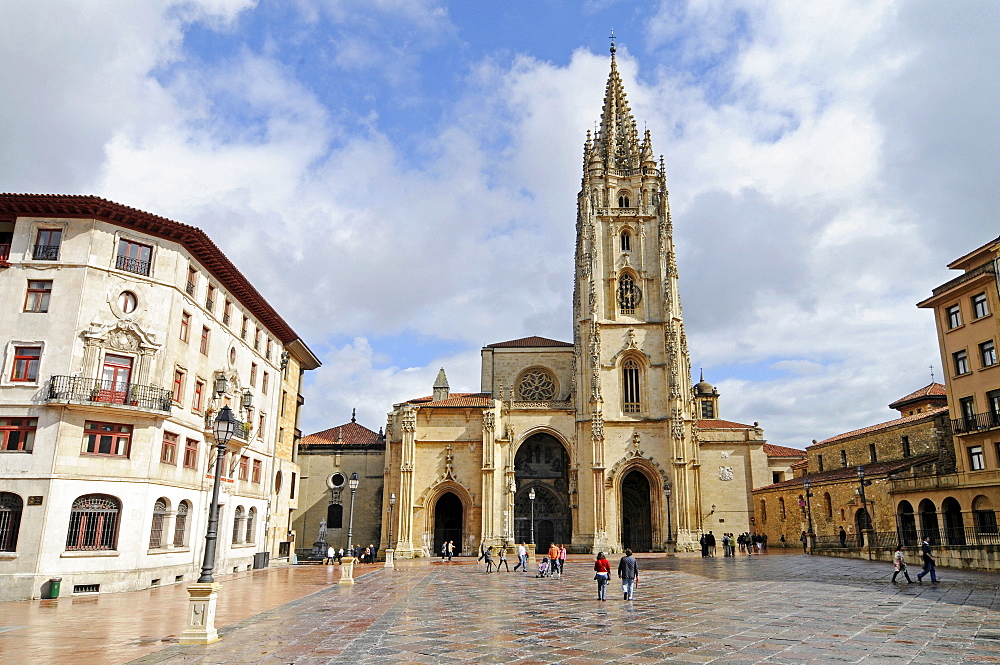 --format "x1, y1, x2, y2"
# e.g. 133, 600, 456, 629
317, 519, 328, 543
